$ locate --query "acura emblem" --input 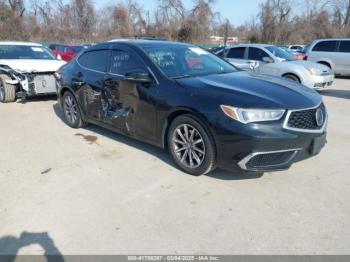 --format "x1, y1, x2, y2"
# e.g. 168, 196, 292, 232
315, 108, 324, 127
42, 79, 47, 88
